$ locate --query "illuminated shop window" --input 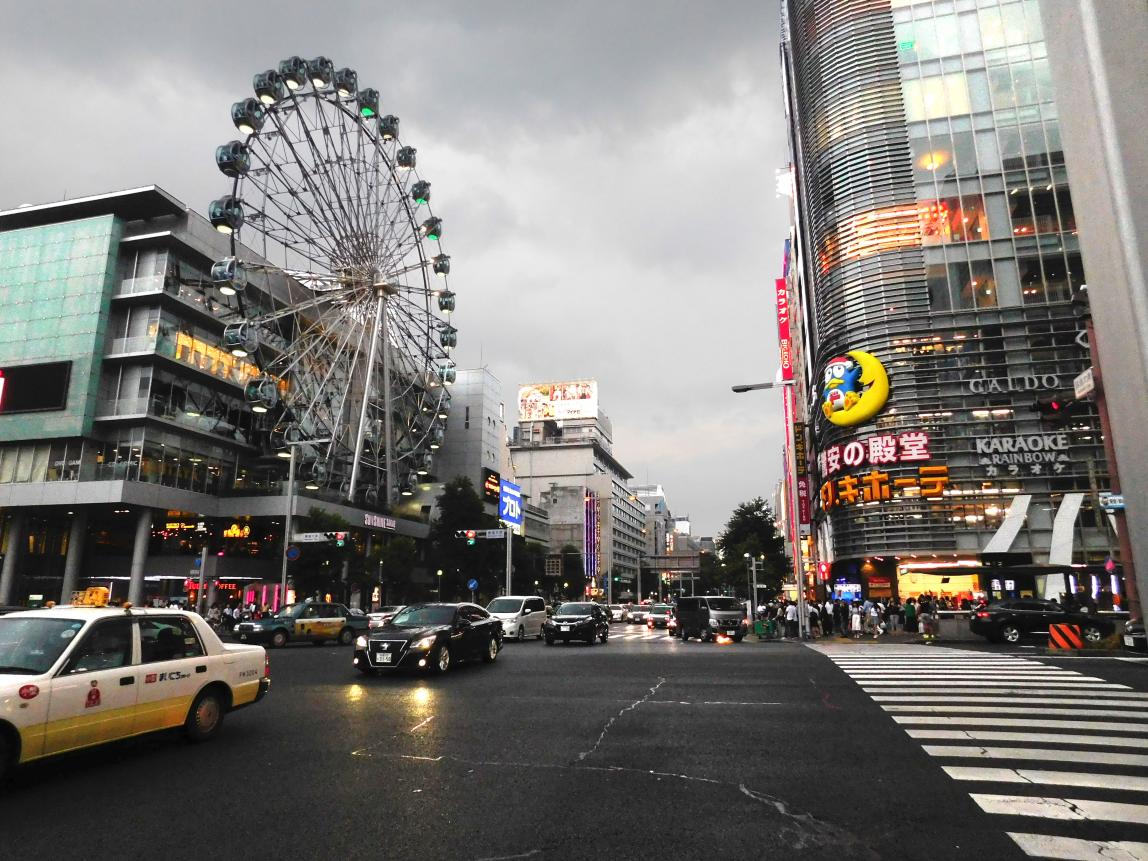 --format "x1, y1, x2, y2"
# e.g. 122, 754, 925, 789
919, 196, 990, 245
